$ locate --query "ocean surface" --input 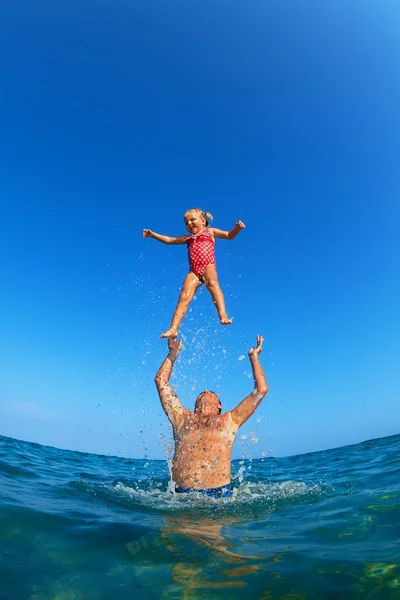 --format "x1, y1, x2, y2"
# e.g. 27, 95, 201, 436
0, 433, 399, 600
